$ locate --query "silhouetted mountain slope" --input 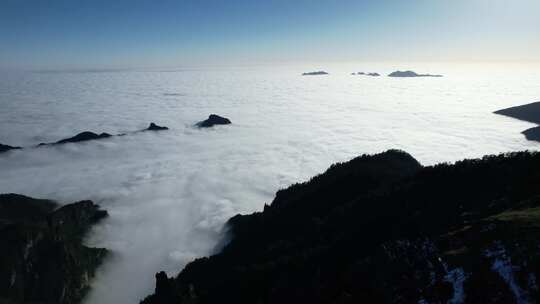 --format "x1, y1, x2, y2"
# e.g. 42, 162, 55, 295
142, 150, 540, 304
495, 101, 540, 124
495, 102, 540, 142
0, 194, 108, 304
